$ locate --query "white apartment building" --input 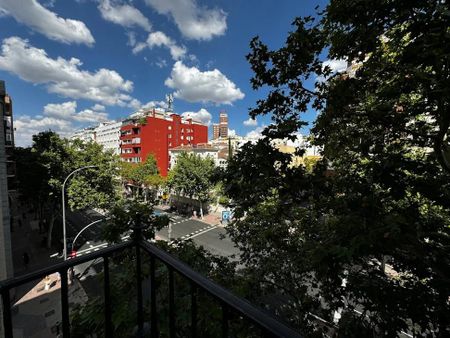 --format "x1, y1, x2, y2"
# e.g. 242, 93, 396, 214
169, 144, 220, 169
95, 121, 122, 155
70, 127, 96, 143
